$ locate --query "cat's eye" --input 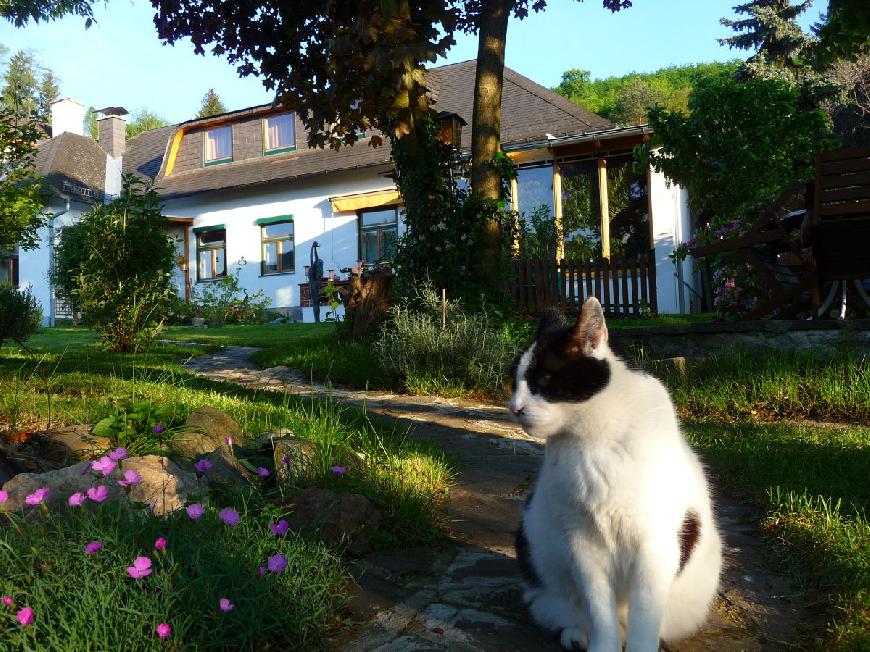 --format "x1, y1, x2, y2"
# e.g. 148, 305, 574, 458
538, 373, 552, 387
